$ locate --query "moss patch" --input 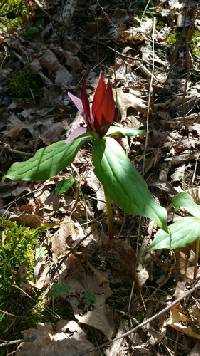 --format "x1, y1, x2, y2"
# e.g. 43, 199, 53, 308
0, 218, 48, 353
191, 30, 200, 59
8, 67, 43, 98
0, 0, 29, 33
